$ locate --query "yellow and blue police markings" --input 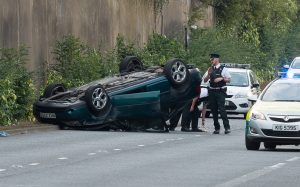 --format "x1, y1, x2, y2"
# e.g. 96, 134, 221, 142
245, 108, 253, 136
